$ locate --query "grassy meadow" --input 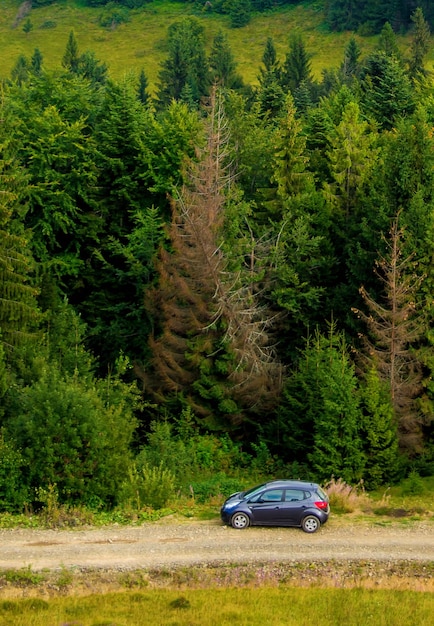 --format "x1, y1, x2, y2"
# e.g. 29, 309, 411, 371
0, 0, 427, 93
0, 587, 433, 625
